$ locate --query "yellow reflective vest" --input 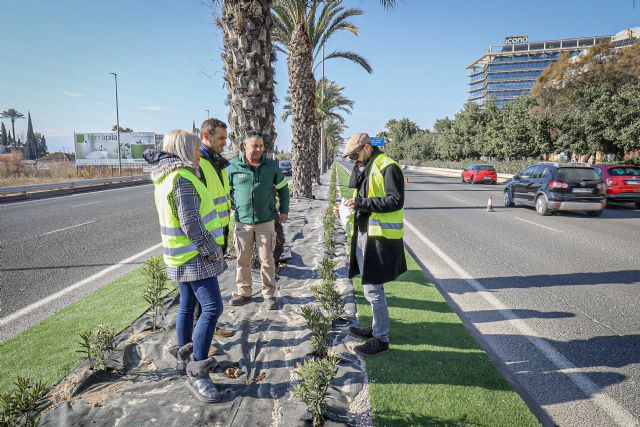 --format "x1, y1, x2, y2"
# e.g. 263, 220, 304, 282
199, 157, 232, 229
349, 153, 404, 239
154, 168, 224, 267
